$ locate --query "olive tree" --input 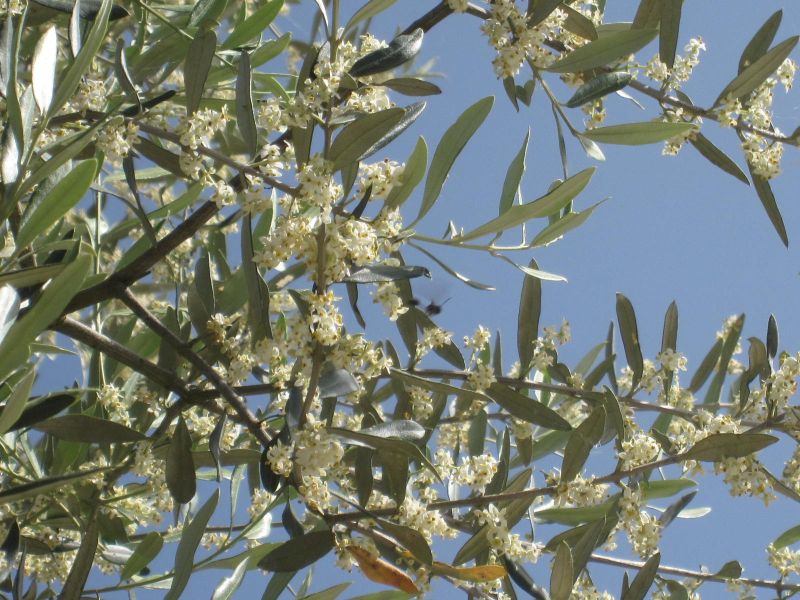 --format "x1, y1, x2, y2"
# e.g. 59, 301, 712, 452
0, 0, 798, 598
